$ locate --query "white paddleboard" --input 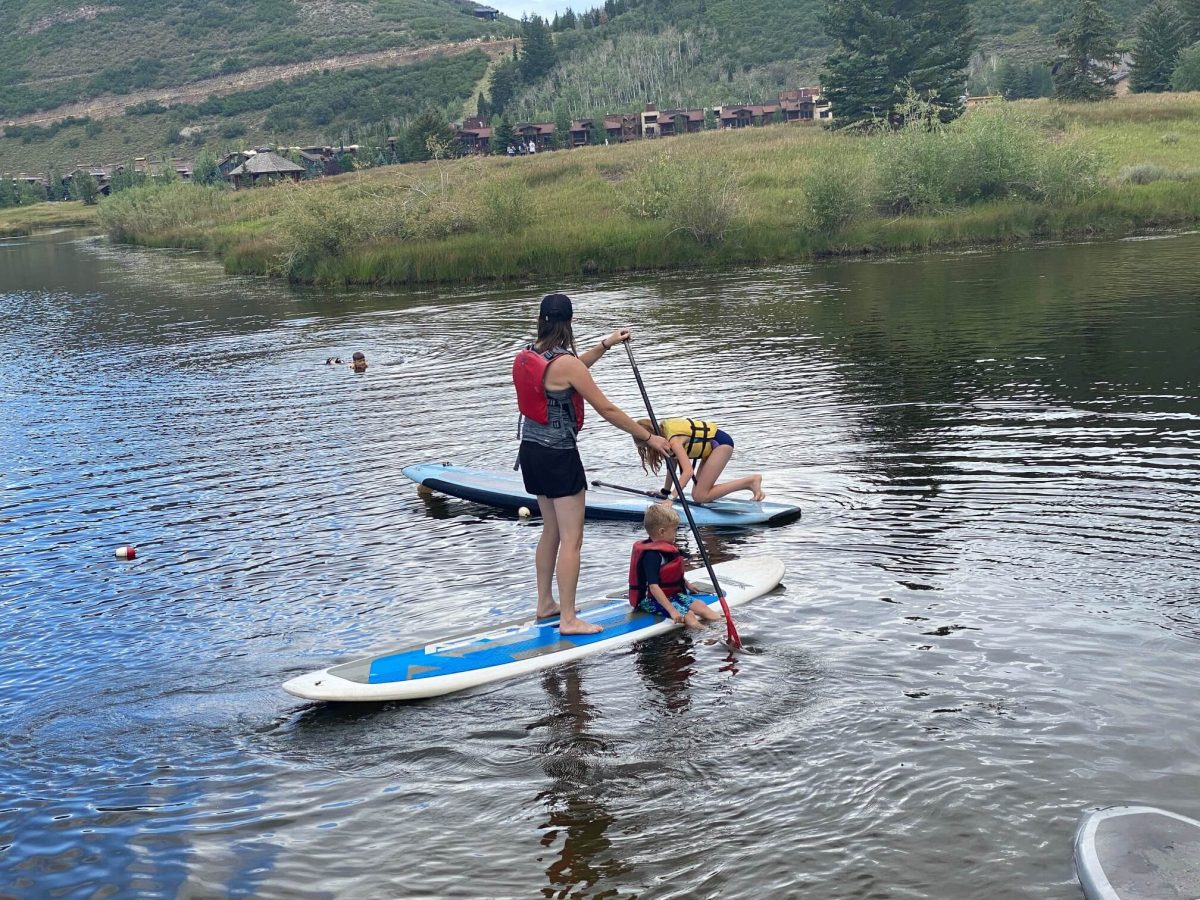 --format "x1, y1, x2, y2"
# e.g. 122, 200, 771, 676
1074, 804, 1200, 900
283, 556, 784, 702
